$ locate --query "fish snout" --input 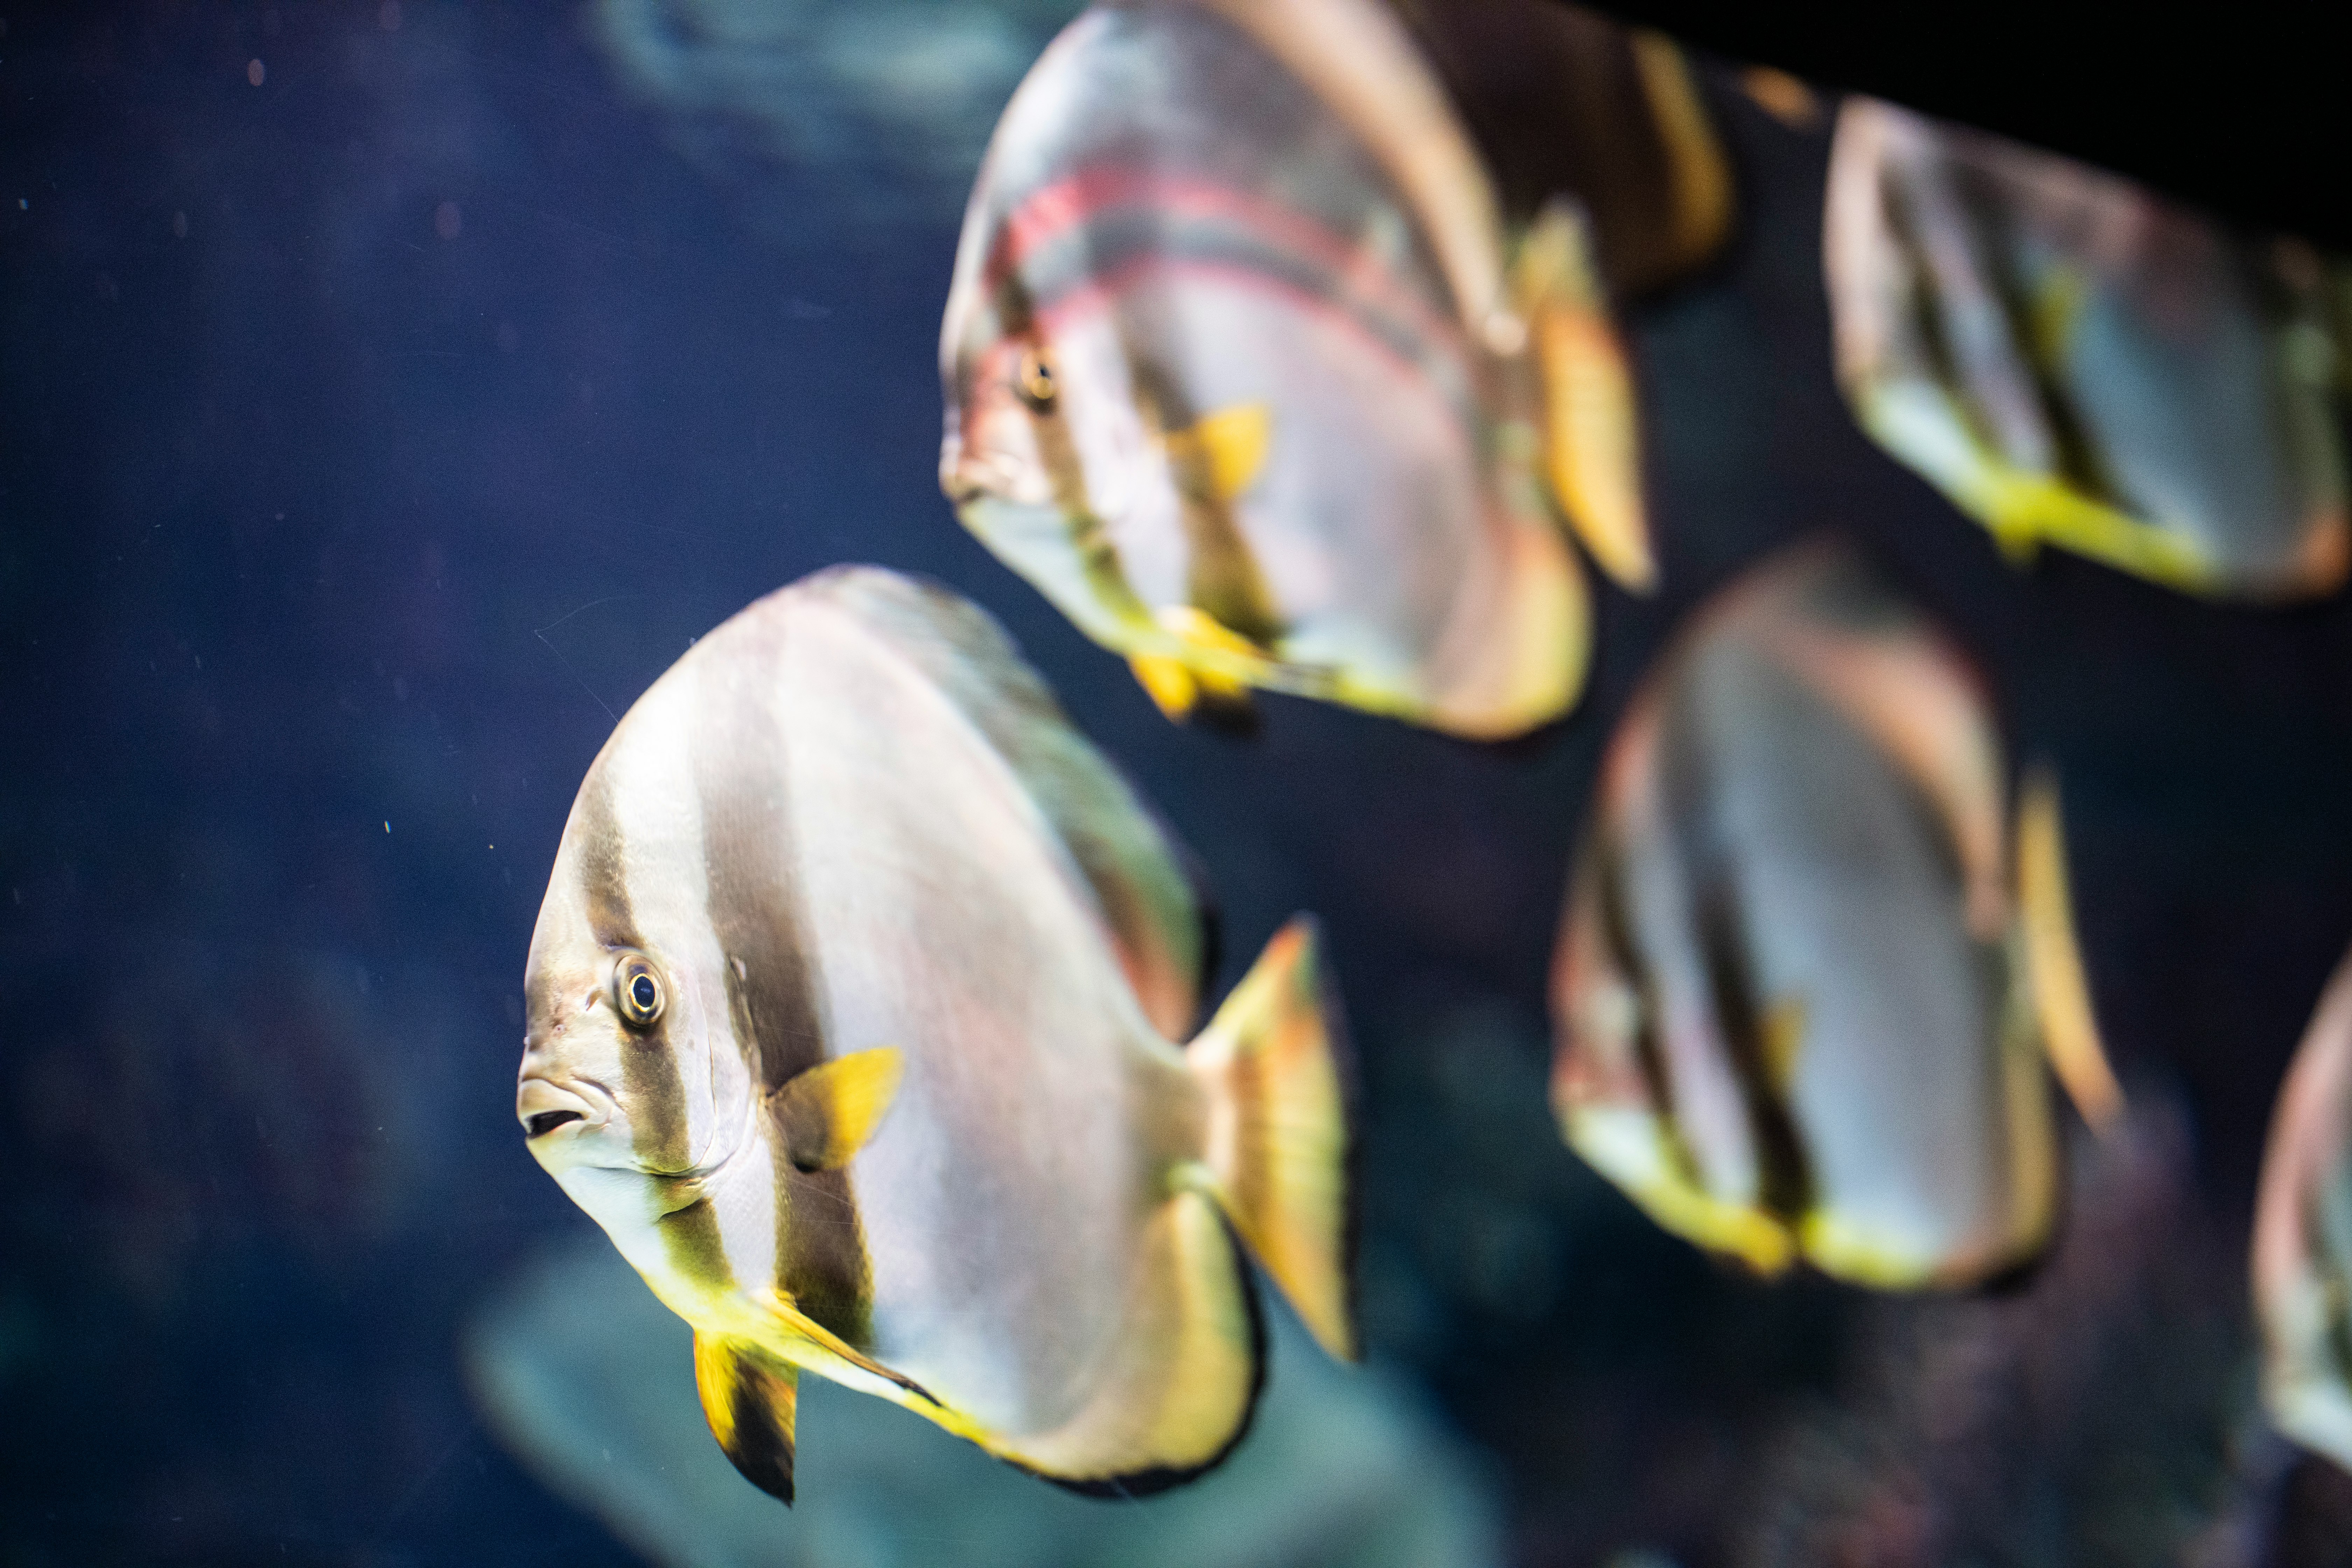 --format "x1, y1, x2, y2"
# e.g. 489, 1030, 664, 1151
517, 1075, 609, 1143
